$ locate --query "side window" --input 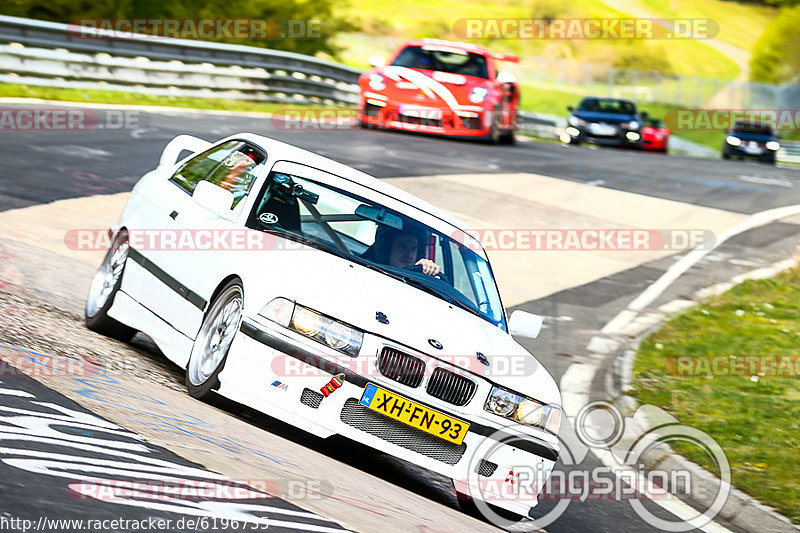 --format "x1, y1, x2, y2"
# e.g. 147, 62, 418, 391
171, 141, 265, 208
